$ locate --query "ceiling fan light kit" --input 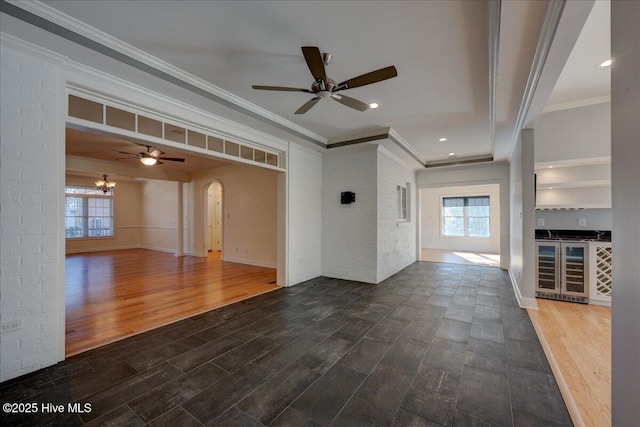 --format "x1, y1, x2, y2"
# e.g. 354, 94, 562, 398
140, 156, 158, 166
114, 144, 185, 166
252, 46, 397, 114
